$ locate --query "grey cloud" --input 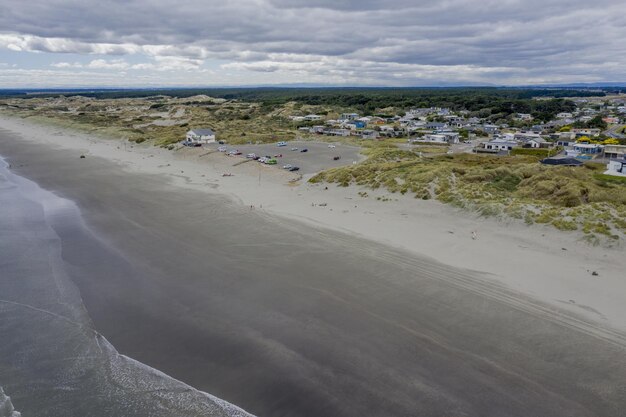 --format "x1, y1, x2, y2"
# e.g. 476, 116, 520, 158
0, 0, 624, 85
